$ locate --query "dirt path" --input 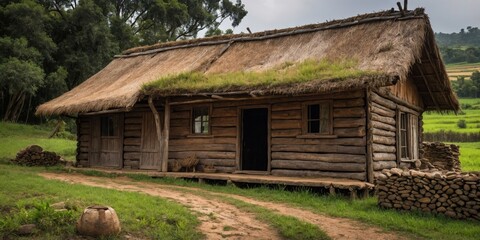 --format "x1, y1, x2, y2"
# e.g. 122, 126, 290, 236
40, 173, 405, 240
40, 173, 280, 240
